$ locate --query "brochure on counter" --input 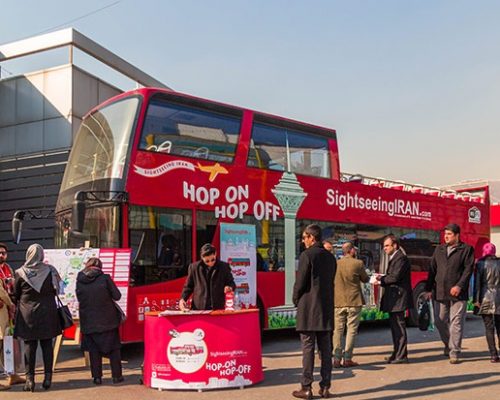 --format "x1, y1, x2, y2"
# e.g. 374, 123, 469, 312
159, 310, 212, 316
